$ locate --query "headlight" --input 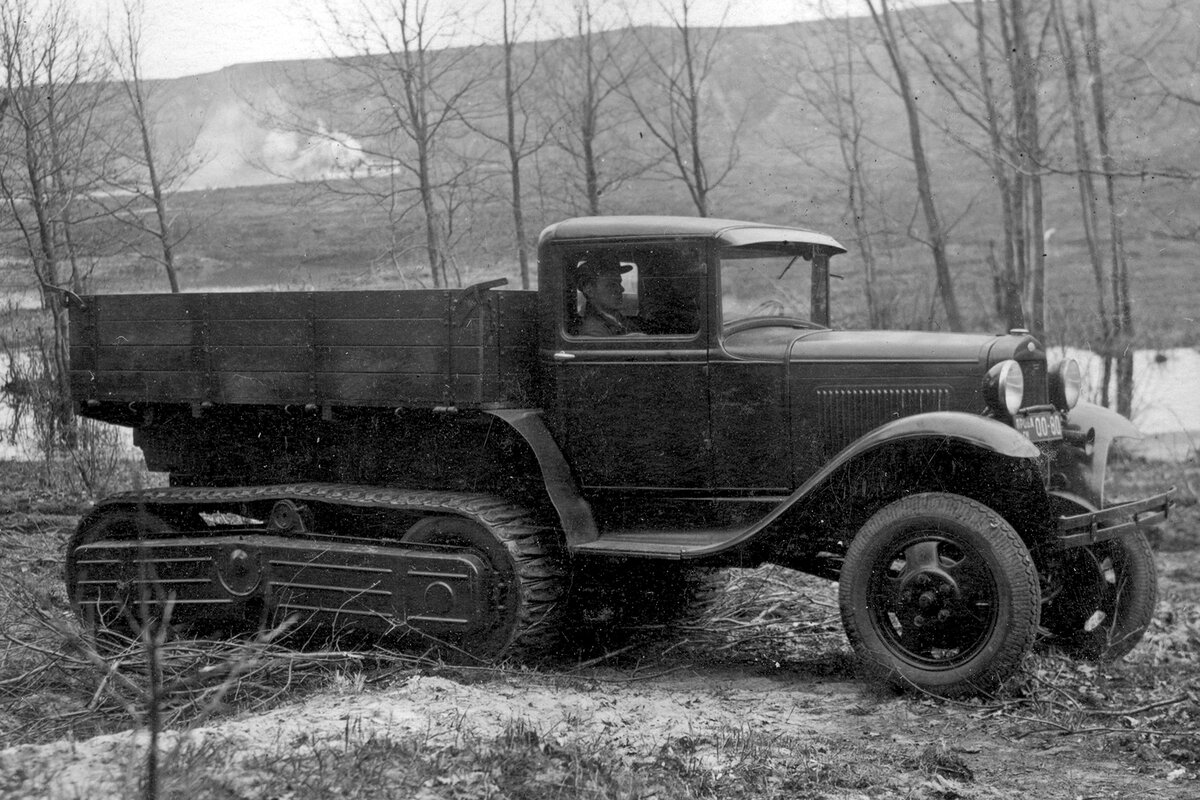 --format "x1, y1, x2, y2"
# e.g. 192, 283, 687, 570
983, 359, 1024, 417
1049, 358, 1082, 411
